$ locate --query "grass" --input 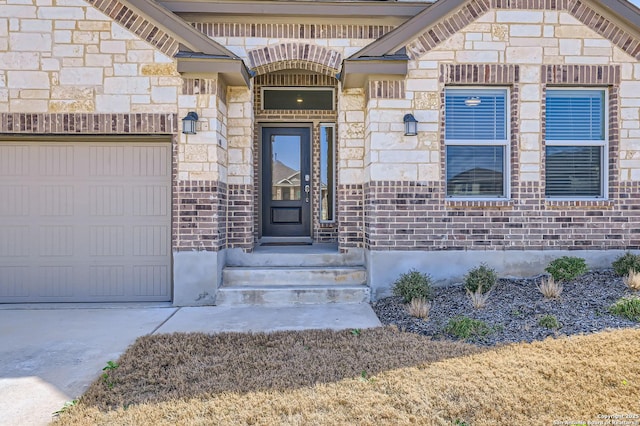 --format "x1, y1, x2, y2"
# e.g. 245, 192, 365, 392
538, 314, 561, 330
54, 327, 640, 425
407, 297, 431, 319
466, 287, 492, 309
537, 276, 563, 299
445, 316, 492, 339
623, 270, 640, 291
610, 296, 640, 322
